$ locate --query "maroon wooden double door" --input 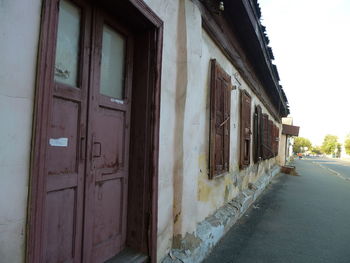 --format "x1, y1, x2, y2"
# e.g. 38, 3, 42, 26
36, 0, 134, 262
